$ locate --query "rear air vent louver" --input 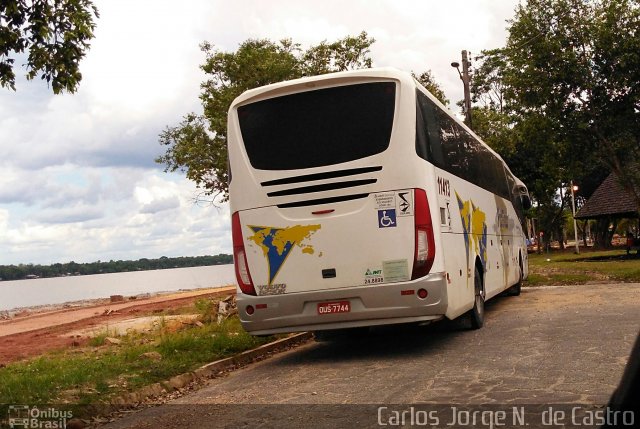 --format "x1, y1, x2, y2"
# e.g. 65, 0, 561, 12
267, 179, 377, 197
277, 194, 369, 208
261, 166, 382, 187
